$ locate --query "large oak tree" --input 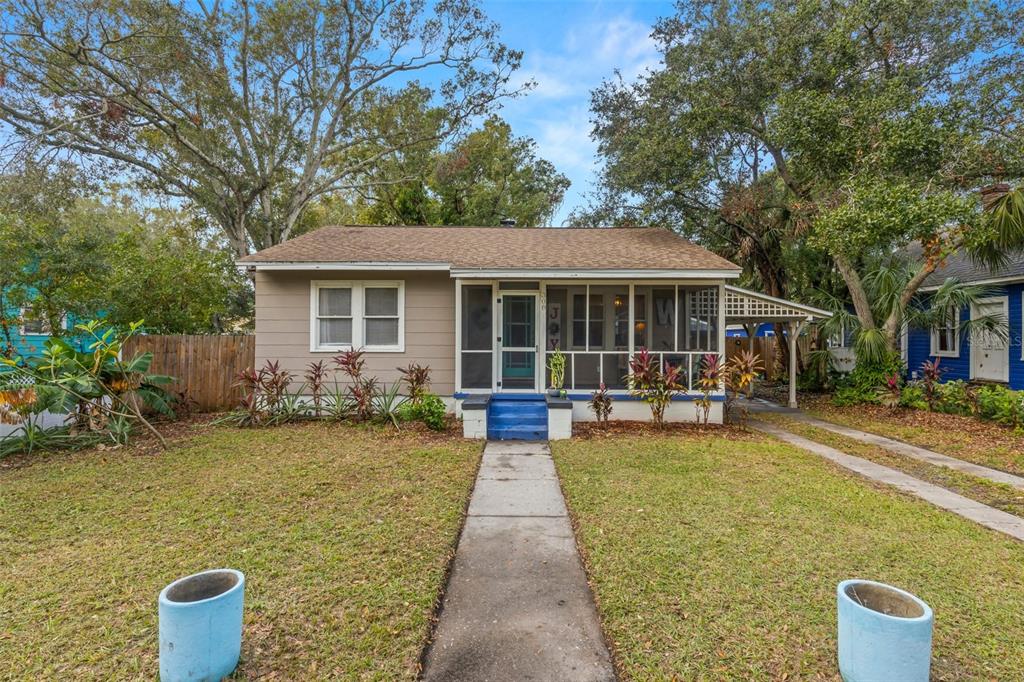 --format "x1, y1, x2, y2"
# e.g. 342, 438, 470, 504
0, 0, 521, 255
